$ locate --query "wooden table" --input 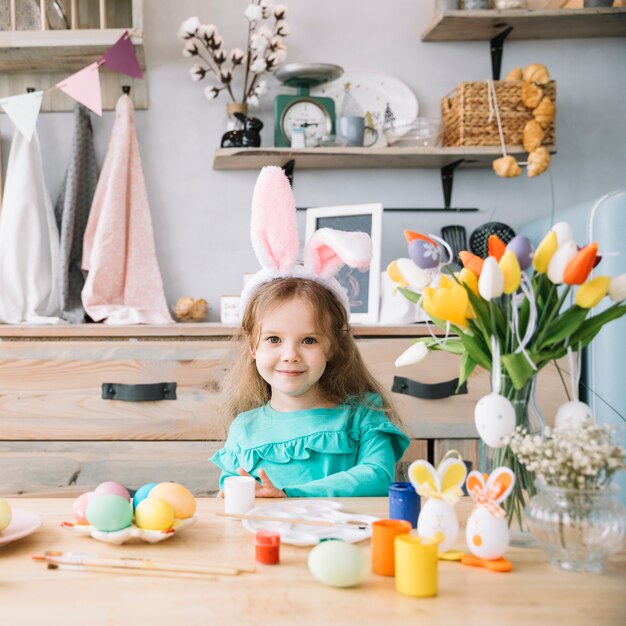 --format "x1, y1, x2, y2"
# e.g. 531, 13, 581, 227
1, 498, 624, 626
